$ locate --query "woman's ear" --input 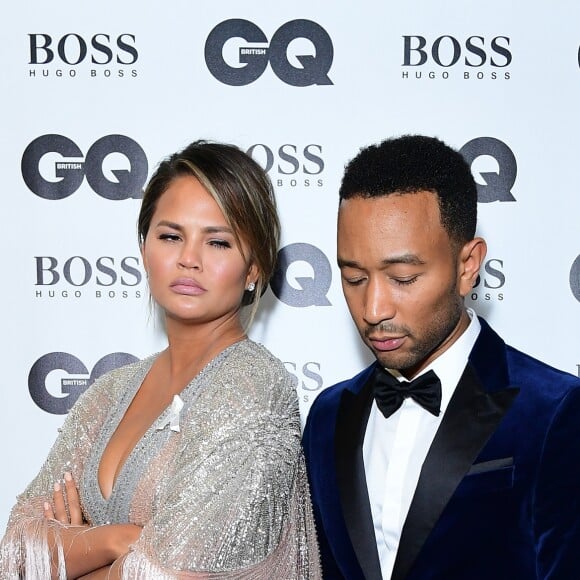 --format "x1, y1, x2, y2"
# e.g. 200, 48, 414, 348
140, 243, 148, 277
245, 262, 259, 290
457, 237, 487, 298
